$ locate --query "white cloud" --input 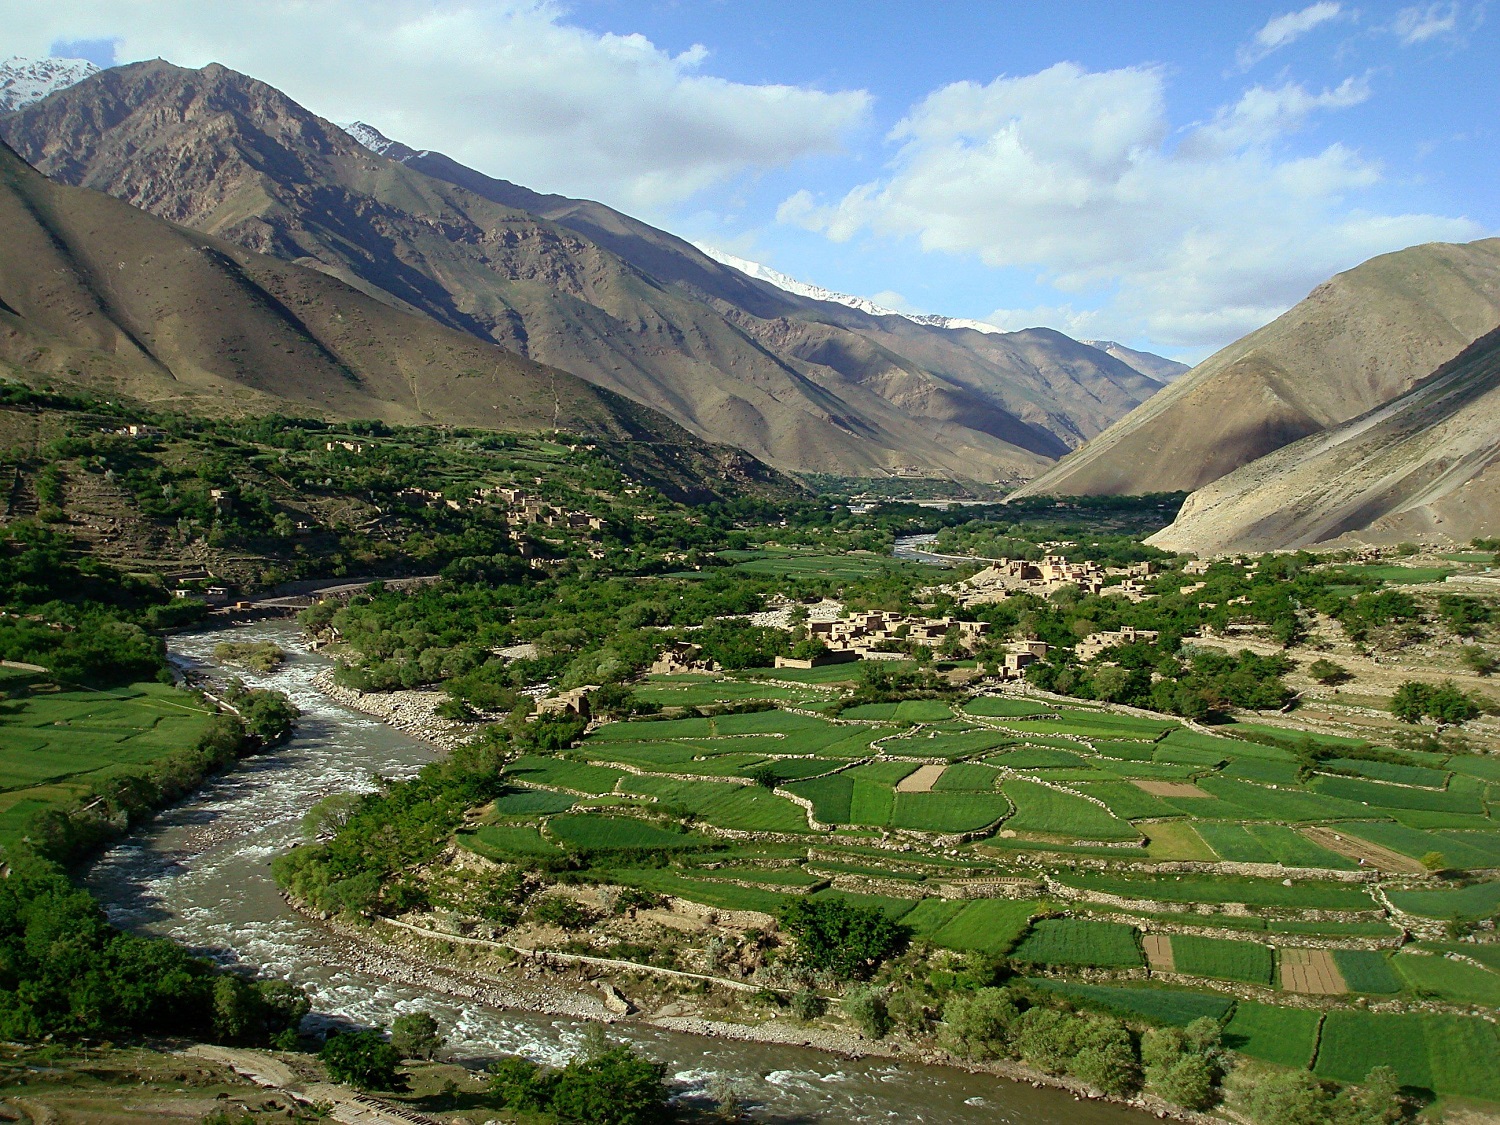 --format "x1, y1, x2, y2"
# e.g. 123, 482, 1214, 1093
781, 63, 1485, 348
1238, 2, 1344, 67
1392, 2, 1463, 43
4, 0, 870, 213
